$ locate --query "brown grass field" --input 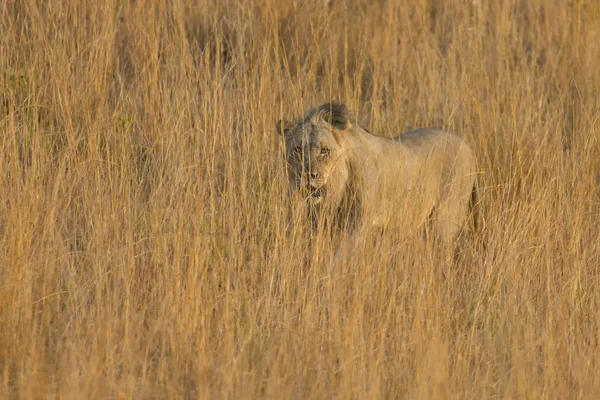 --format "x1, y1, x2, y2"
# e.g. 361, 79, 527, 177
1, 0, 600, 398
